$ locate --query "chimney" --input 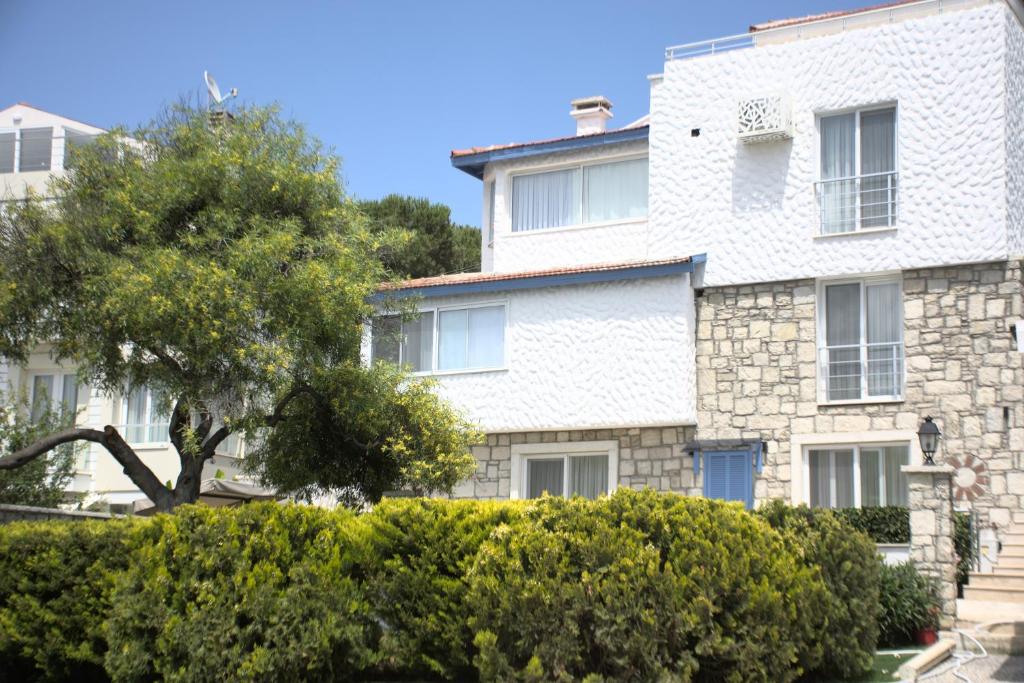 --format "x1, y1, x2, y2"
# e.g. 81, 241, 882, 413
570, 96, 613, 136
